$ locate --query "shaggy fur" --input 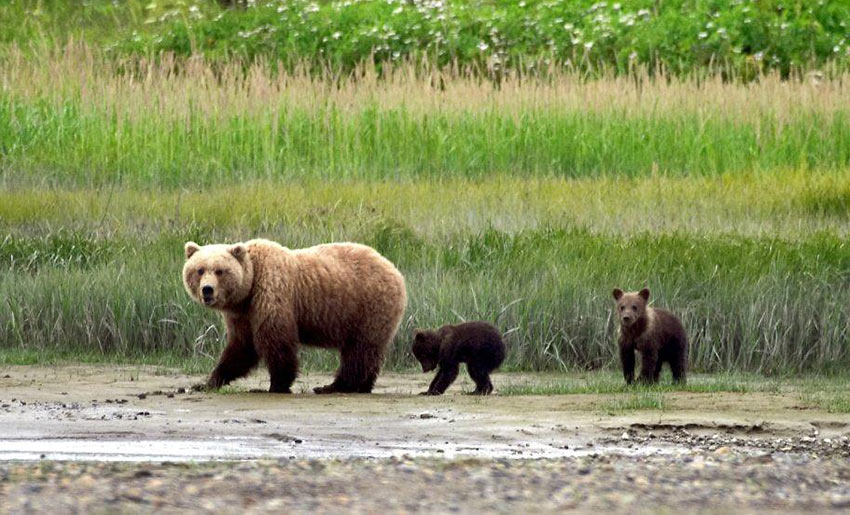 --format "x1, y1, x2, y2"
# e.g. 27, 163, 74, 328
412, 321, 506, 395
183, 239, 407, 394
613, 288, 688, 385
